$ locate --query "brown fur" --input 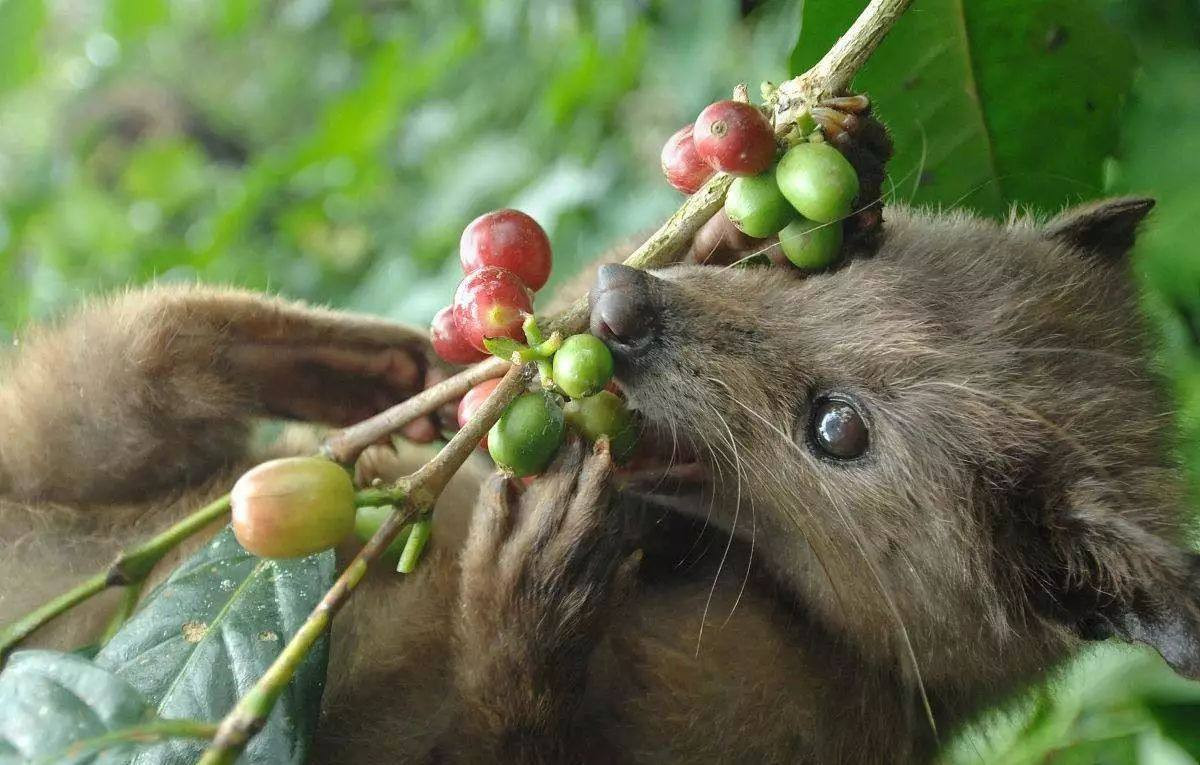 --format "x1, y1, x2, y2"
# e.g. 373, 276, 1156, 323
0, 199, 1193, 764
